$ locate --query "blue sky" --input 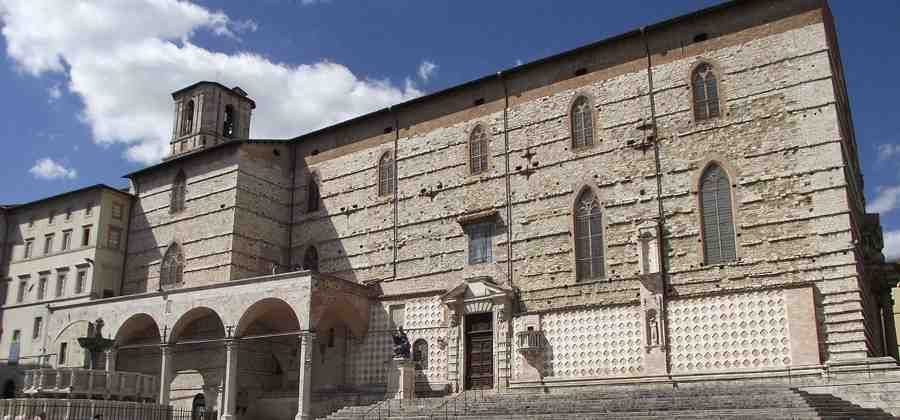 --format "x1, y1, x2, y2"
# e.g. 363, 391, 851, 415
0, 0, 898, 259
